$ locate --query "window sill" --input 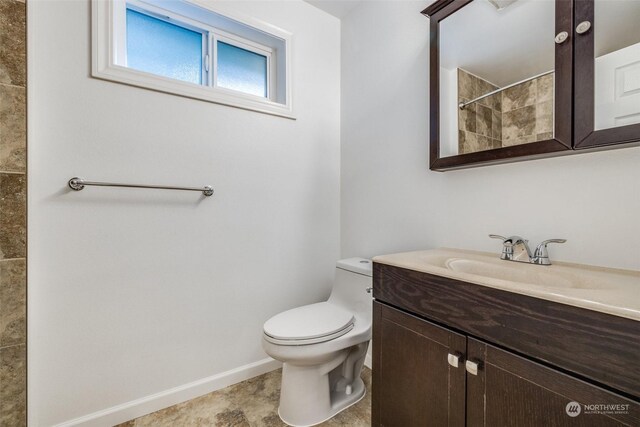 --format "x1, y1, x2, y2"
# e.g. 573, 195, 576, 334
92, 64, 295, 119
